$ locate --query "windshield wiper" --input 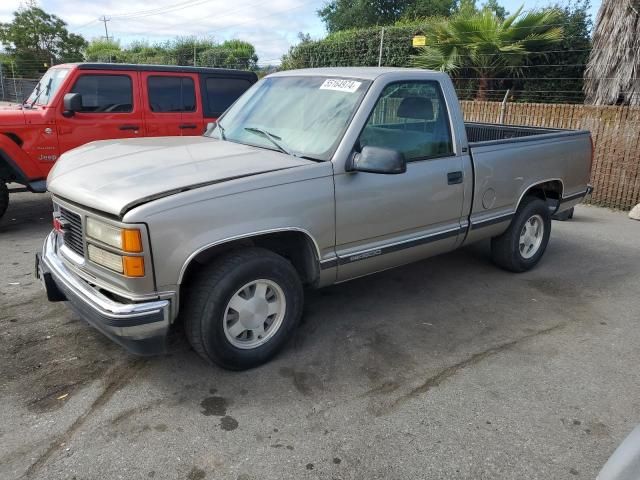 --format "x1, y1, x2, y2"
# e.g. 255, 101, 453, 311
244, 127, 293, 156
26, 78, 52, 108
22, 81, 41, 108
